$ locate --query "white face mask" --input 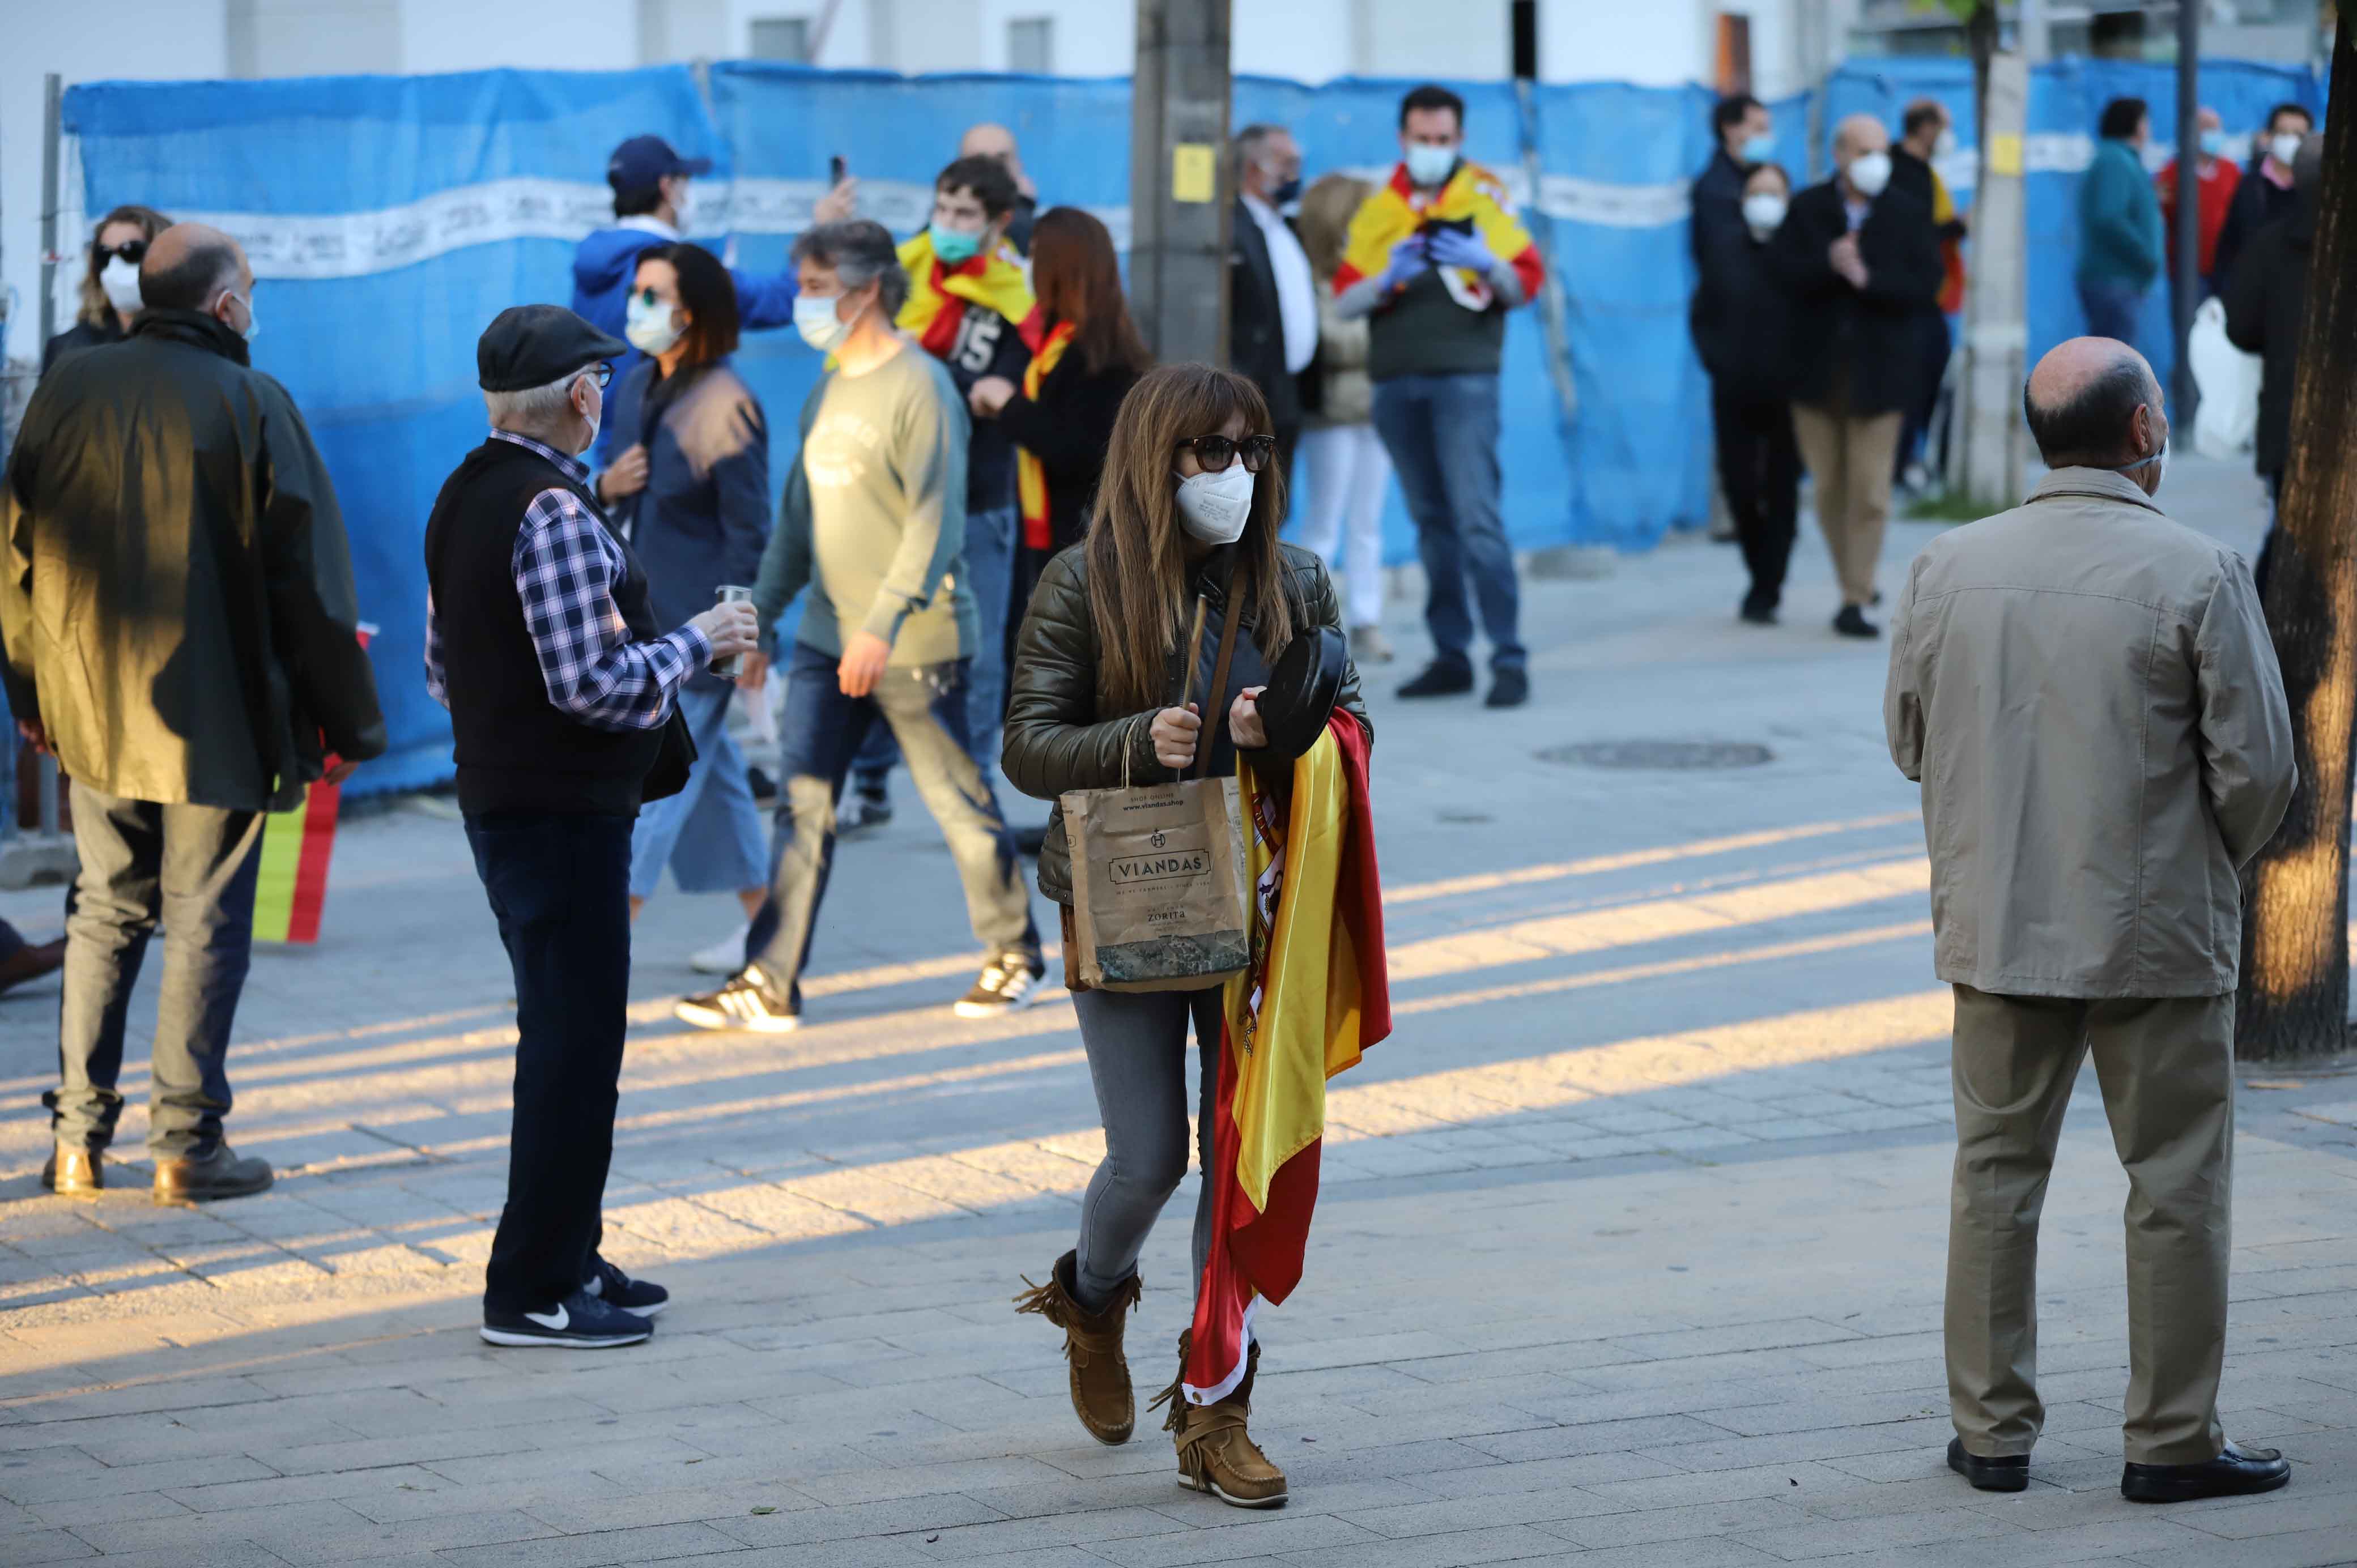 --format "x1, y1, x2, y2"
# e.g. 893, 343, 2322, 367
1404, 143, 1457, 188
1933, 127, 1958, 159
100, 257, 143, 314
1741, 192, 1788, 237
1173, 464, 1254, 544
2270, 132, 2304, 167
2115, 431, 2168, 494
220, 291, 259, 343
670, 184, 695, 235
1845, 151, 1893, 198
795, 291, 856, 353
625, 291, 684, 356
573, 374, 602, 455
